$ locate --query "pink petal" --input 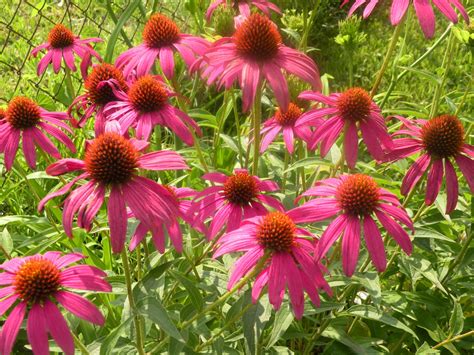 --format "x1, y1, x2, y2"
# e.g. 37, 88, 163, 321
425, 159, 444, 205
316, 214, 347, 260
341, 216, 361, 277
55, 291, 105, 325
27, 304, 49, 355
413, 0, 436, 38
375, 210, 412, 255
139, 150, 188, 171
390, 0, 409, 25
363, 216, 387, 272
444, 159, 458, 214
344, 122, 358, 169
455, 154, 474, 192
108, 186, 127, 254
43, 300, 74, 355
0, 301, 26, 355
401, 154, 431, 196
